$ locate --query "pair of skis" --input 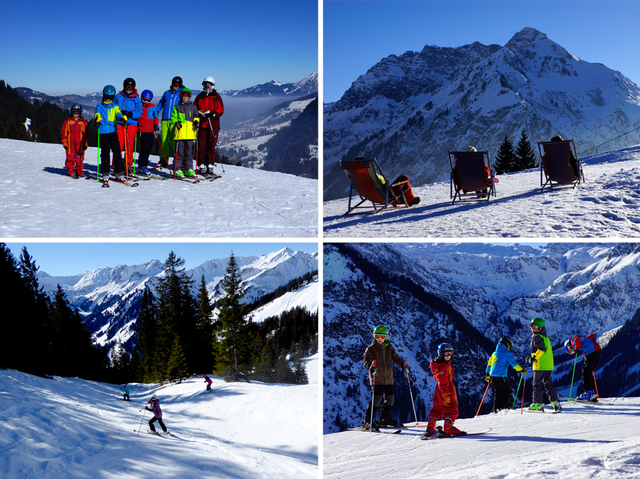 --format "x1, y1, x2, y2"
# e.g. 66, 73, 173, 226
348, 424, 491, 439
